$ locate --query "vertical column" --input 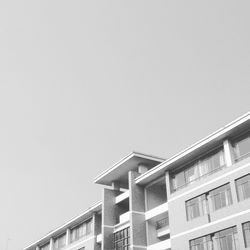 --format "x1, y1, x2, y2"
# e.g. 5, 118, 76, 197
230, 180, 238, 205
101, 188, 120, 250
36, 246, 40, 250
93, 213, 102, 250
49, 238, 53, 250
129, 171, 147, 250
165, 171, 171, 199
223, 139, 234, 167
236, 222, 246, 249
65, 228, 70, 246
